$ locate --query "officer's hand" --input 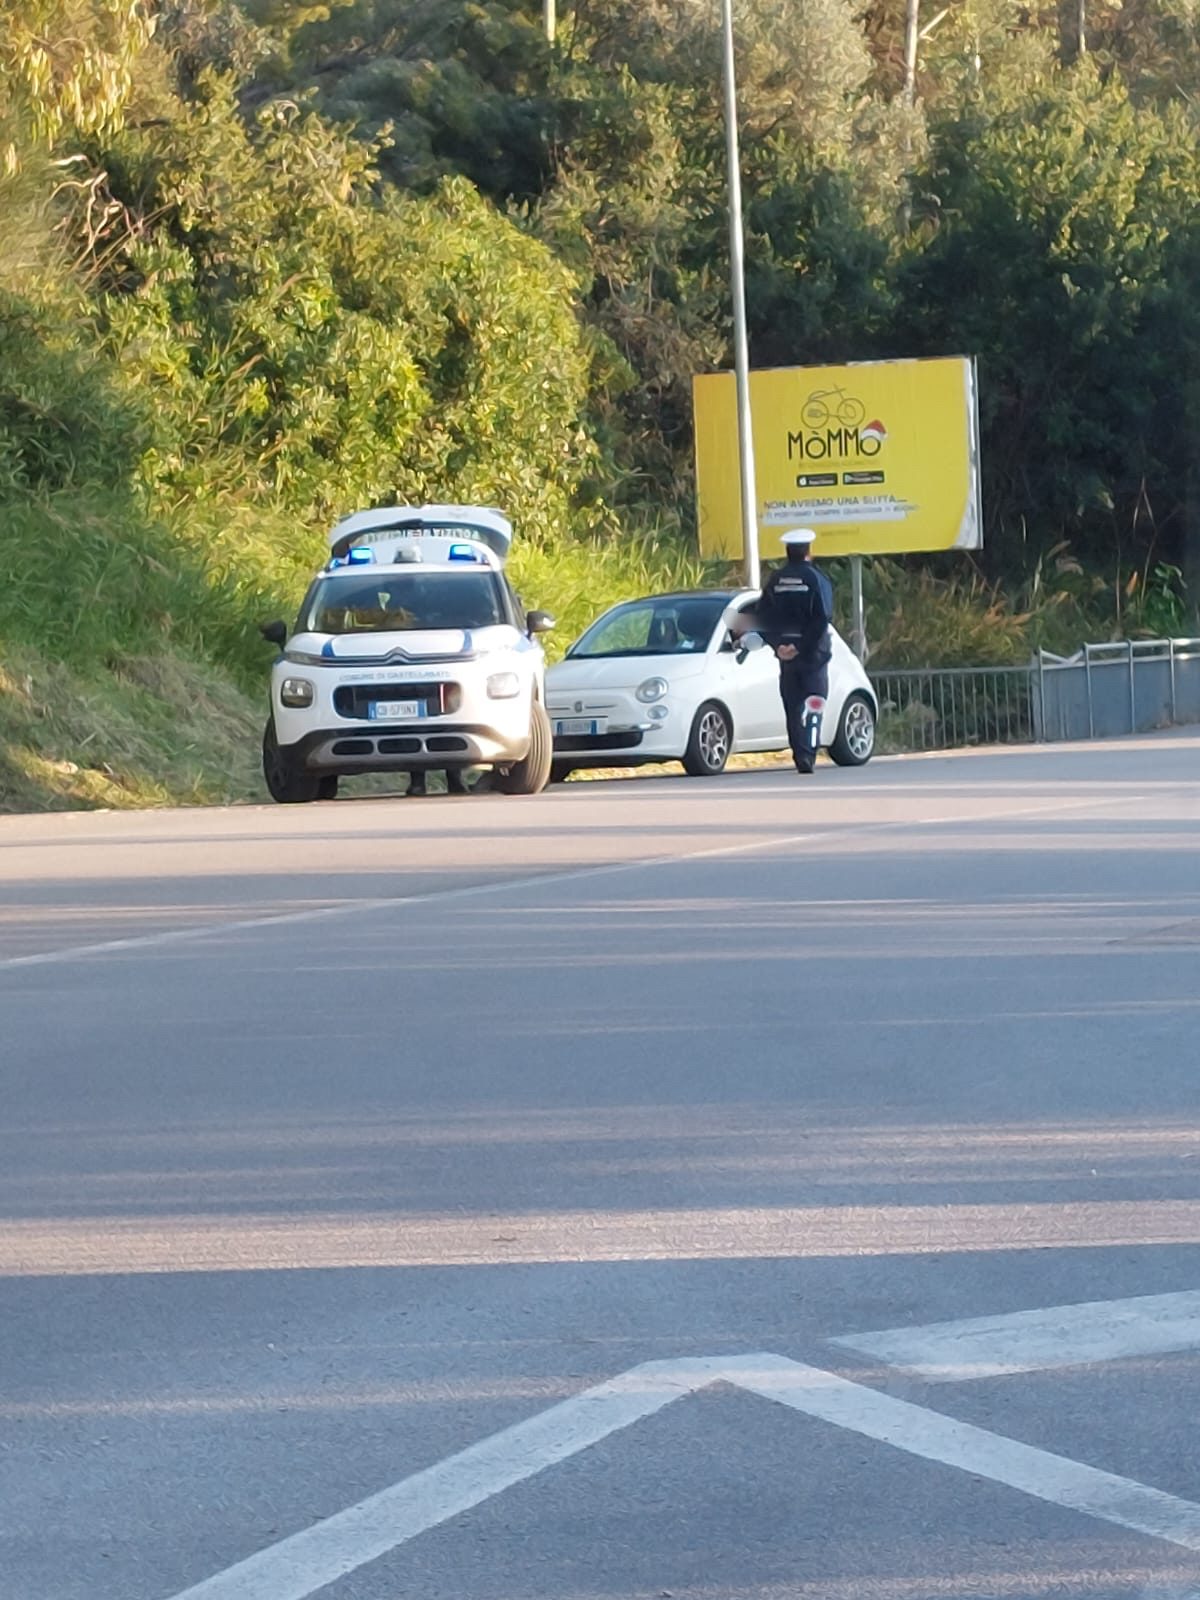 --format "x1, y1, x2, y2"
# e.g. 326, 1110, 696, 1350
776, 643, 798, 660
